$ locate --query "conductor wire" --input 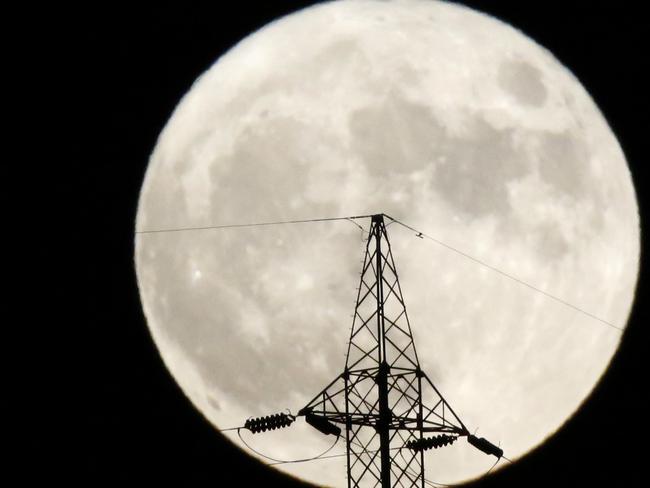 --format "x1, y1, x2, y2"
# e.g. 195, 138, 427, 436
136, 214, 375, 234
486, 456, 502, 474
384, 214, 622, 331
237, 428, 340, 465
